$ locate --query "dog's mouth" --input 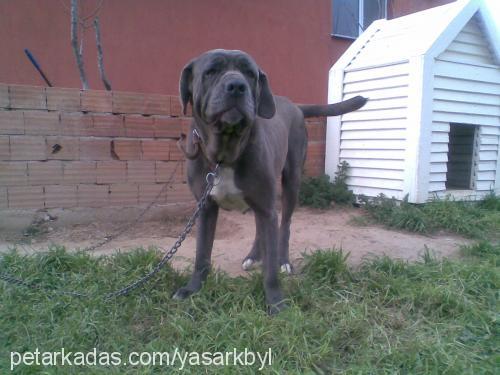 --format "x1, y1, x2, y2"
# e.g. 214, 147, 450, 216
202, 104, 254, 165
202, 113, 252, 165
219, 108, 244, 125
